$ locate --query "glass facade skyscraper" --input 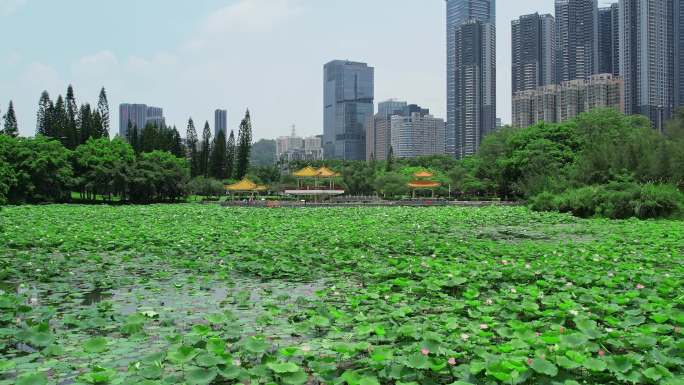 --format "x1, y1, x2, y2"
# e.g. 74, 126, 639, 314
512, 13, 556, 94
619, 0, 675, 131
555, 0, 599, 82
119, 104, 165, 138
446, 0, 496, 159
323, 60, 374, 160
